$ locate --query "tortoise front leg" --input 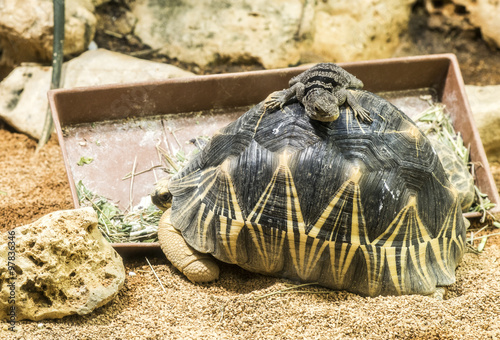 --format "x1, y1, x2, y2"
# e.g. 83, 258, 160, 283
158, 209, 220, 283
